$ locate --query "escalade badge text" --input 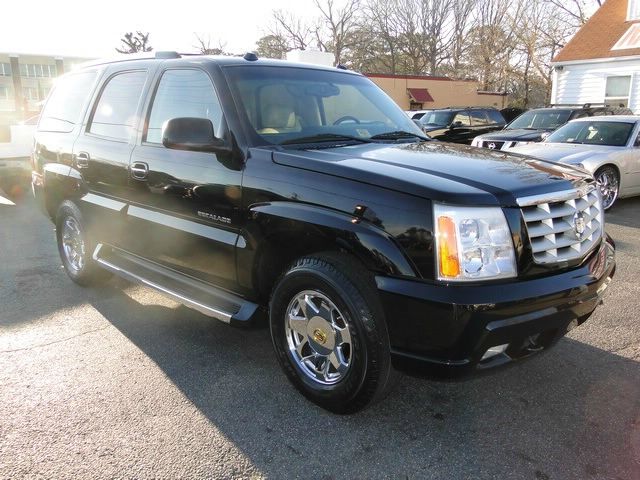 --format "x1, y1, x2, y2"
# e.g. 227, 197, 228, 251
573, 212, 586, 239
197, 211, 231, 224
